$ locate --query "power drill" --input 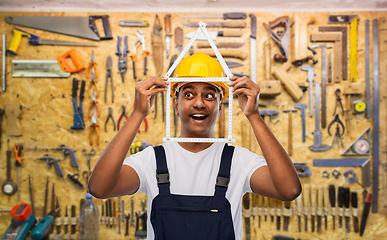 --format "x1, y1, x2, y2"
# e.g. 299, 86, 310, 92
31, 210, 58, 240
1, 203, 36, 240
